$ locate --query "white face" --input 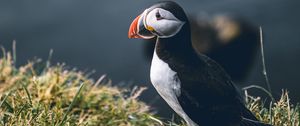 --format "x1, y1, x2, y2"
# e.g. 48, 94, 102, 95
141, 8, 185, 38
